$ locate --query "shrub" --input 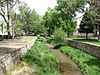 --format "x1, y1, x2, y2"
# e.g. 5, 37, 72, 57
53, 28, 65, 44
51, 28, 66, 48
